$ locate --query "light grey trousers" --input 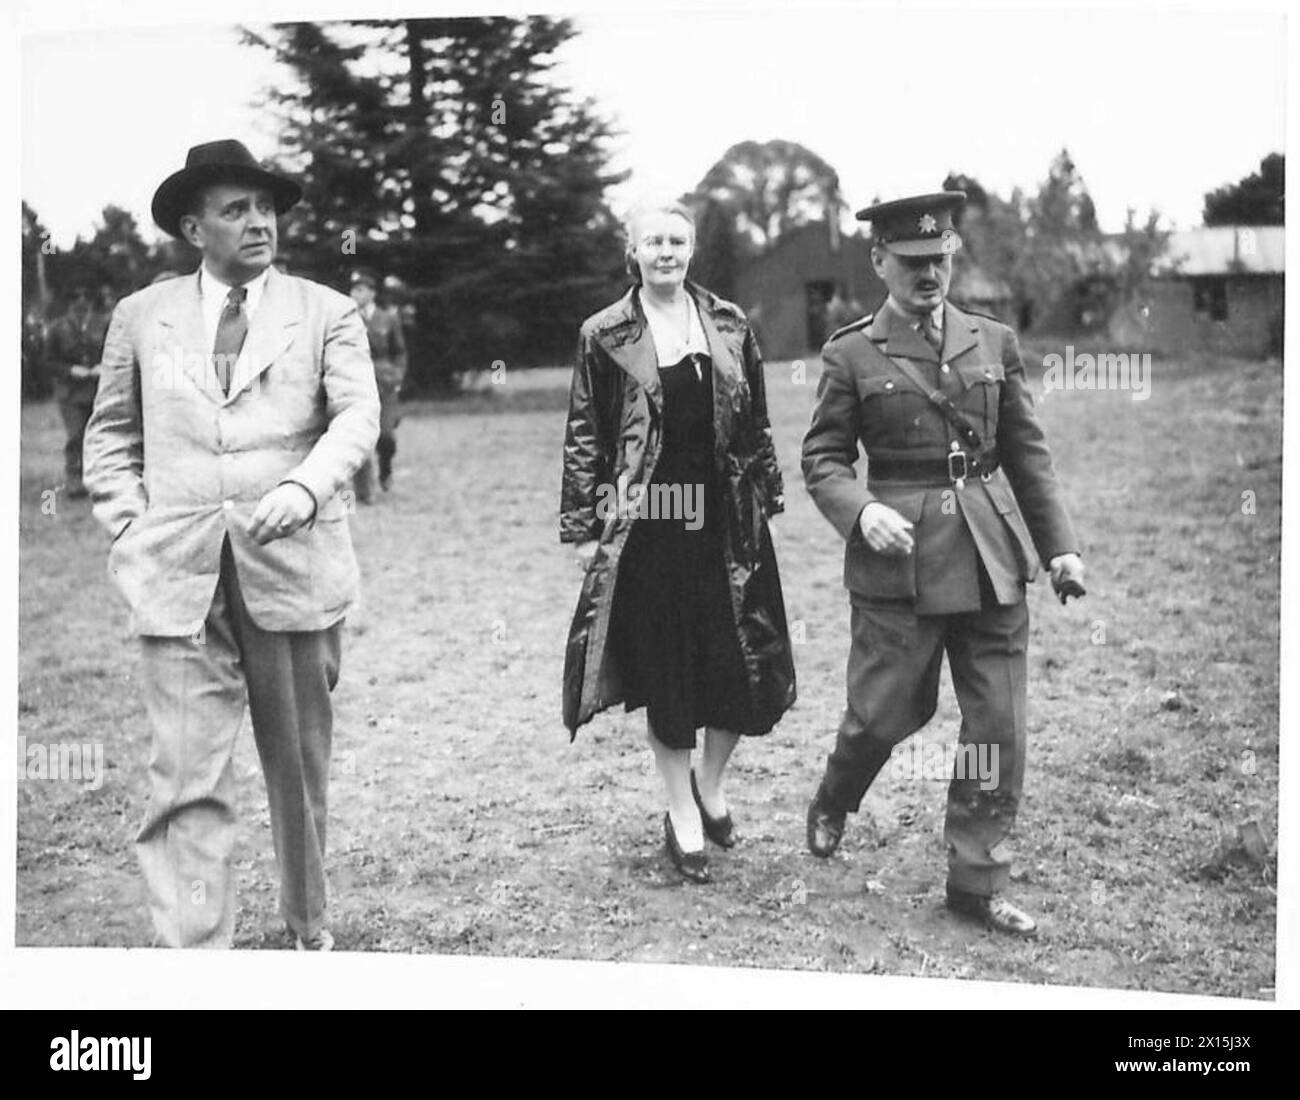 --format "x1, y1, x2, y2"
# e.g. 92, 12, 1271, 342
135, 538, 341, 947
